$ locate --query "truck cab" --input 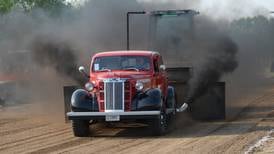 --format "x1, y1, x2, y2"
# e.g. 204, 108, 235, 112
67, 50, 176, 136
